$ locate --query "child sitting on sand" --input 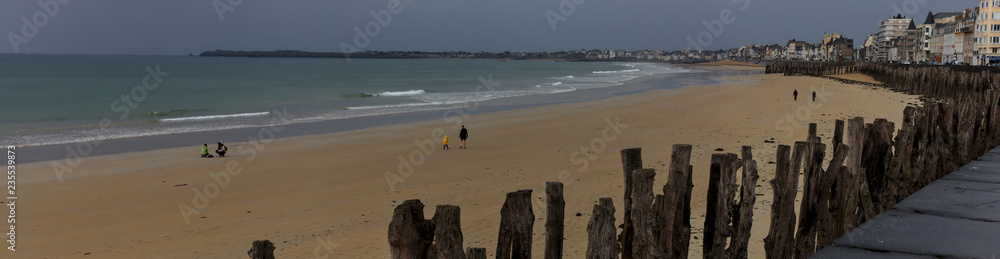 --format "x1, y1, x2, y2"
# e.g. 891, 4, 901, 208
443, 136, 450, 150
201, 144, 213, 158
